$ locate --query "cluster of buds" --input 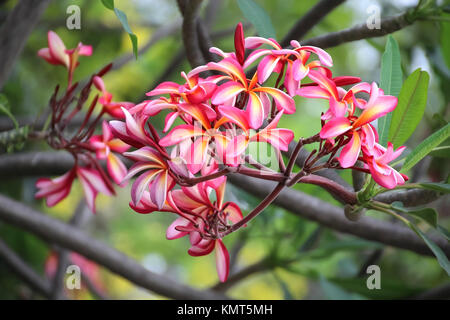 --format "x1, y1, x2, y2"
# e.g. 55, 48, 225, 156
35, 24, 408, 282
35, 31, 134, 212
